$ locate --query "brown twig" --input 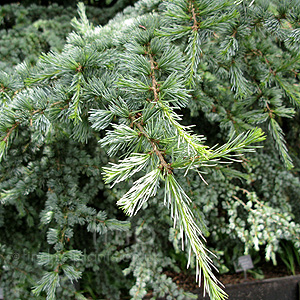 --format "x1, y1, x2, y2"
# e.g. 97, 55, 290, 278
265, 102, 274, 119
129, 33, 172, 174
149, 53, 160, 102
130, 115, 172, 174
0, 253, 28, 275
3, 122, 20, 143
190, 2, 199, 32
